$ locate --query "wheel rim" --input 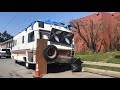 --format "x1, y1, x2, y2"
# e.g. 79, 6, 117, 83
47, 48, 57, 59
